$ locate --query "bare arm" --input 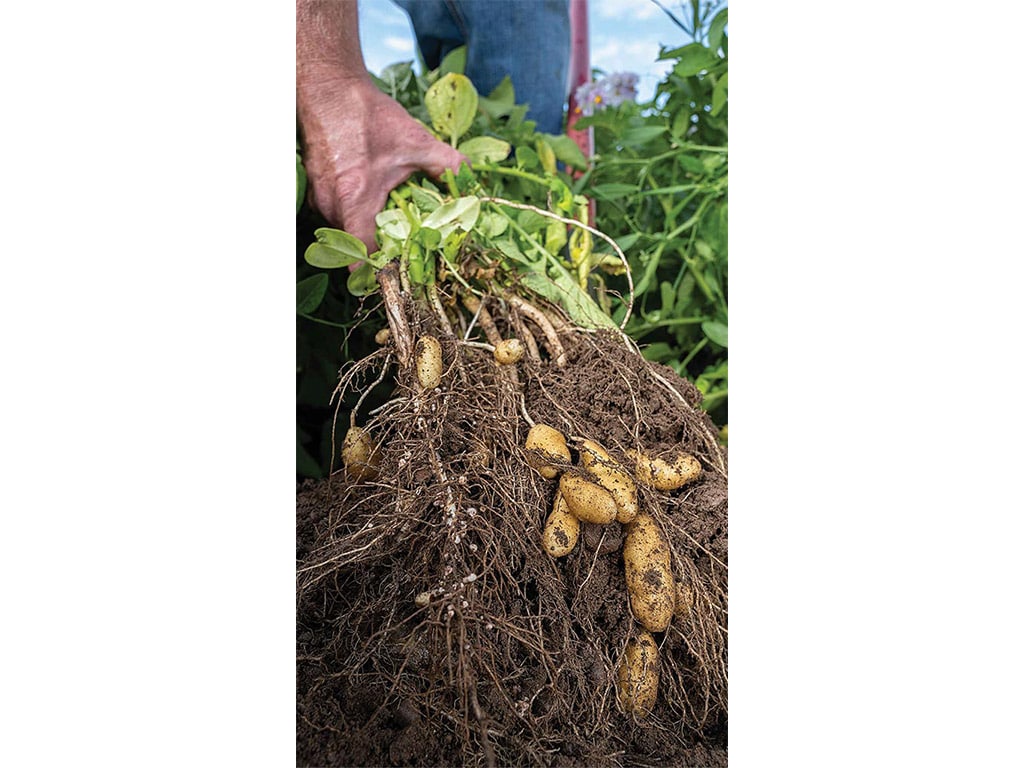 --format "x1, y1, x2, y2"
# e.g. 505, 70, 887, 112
296, 0, 466, 249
